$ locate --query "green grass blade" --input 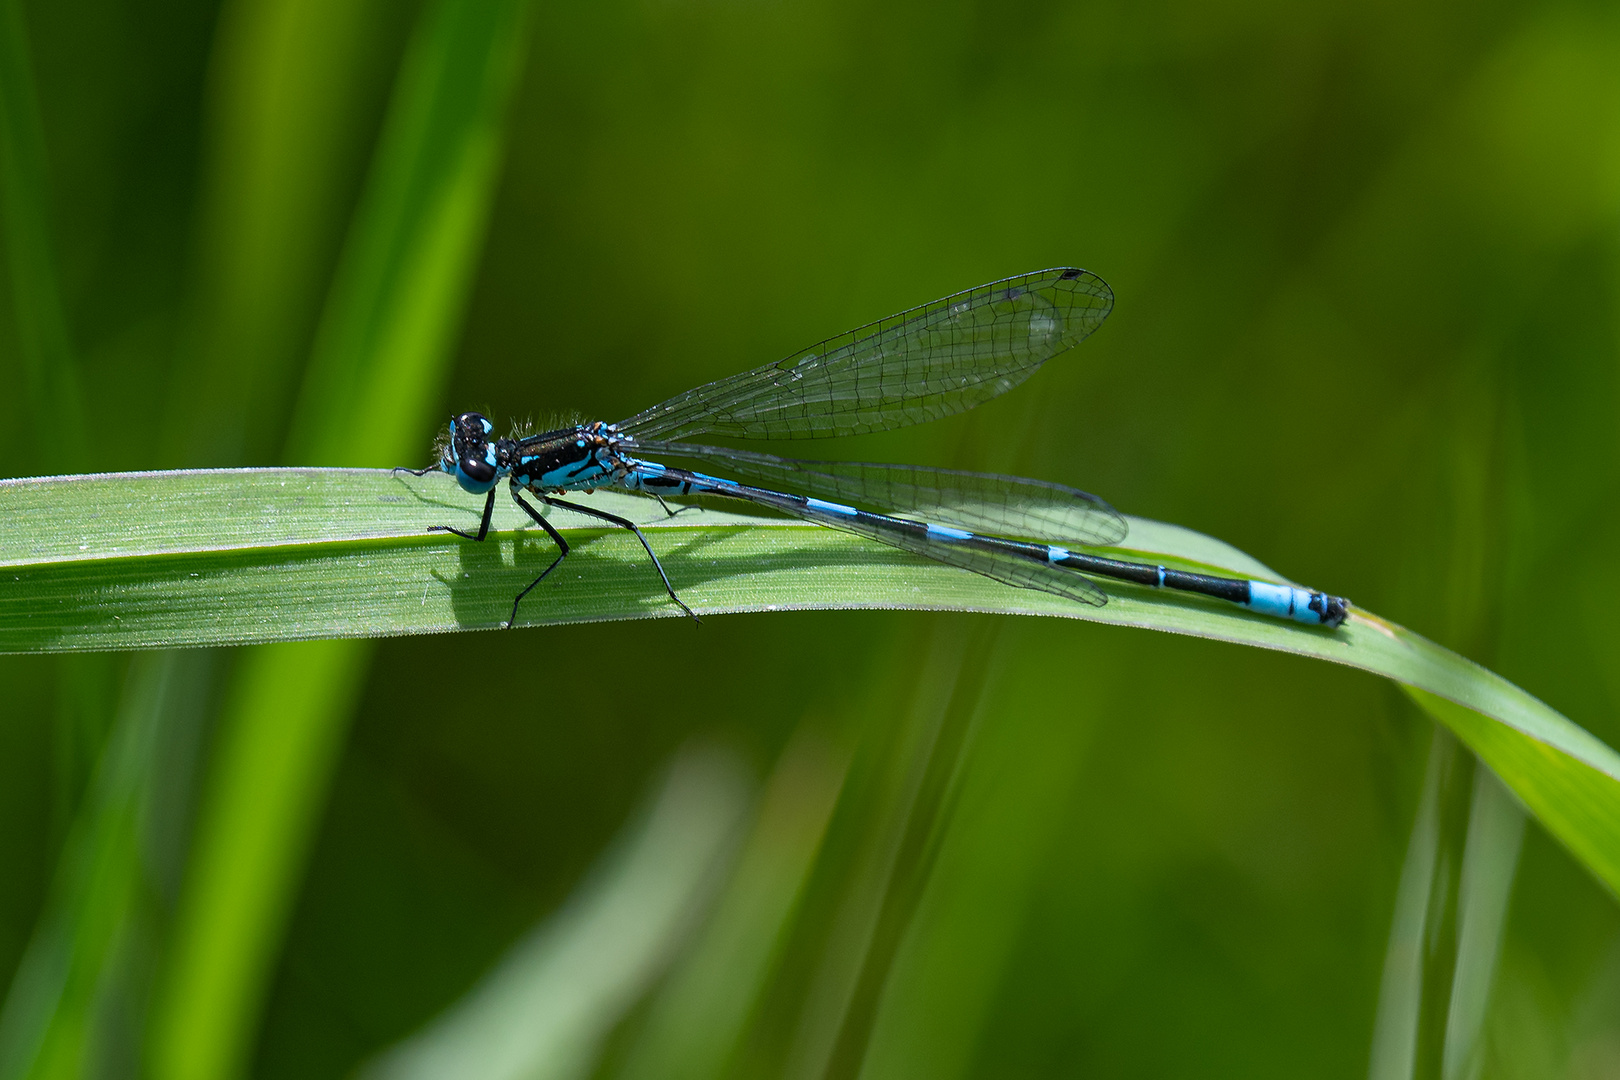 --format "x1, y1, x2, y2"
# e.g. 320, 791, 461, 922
0, 467, 1305, 650
854, 630, 1097, 1080
285, 0, 531, 465
0, 8, 163, 1078
163, 0, 409, 467
1443, 768, 1525, 1080
146, 1, 534, 1077
612, 732, 847, 1080
0, 654, 174, 1080
1406, 687, 1620, 895
6, 465, 1618, 910
821, 621, 998, 1080
1368, 724, 1529, 1080
1367, 729, 1449, 1080
759, 624, 997, 1080
149, 639, 370, 1080
361, 747, 752, 1080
